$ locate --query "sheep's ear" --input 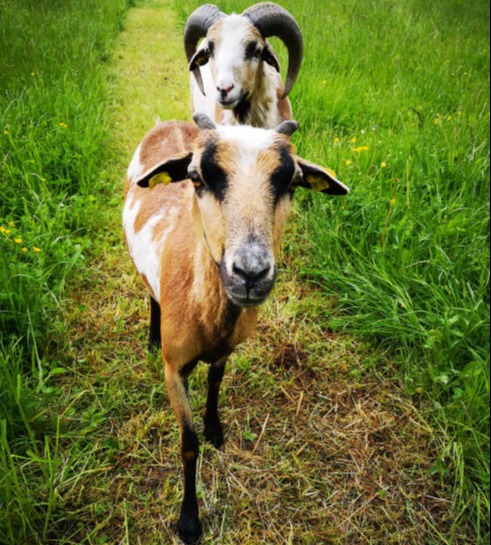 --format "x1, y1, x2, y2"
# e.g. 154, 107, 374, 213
136, 153, 193, 188
262, 45, 280, 73
296, 158, 350, 196
189, 49, 210, 96
189, 47, 211, 71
